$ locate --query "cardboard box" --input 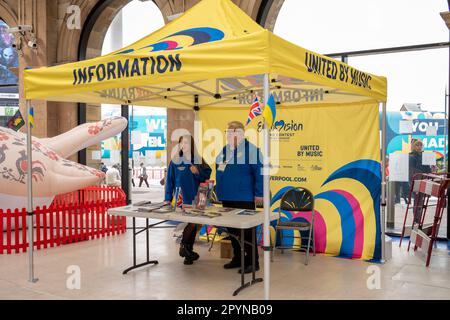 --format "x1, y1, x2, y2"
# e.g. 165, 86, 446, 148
220, 240, 232, 259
